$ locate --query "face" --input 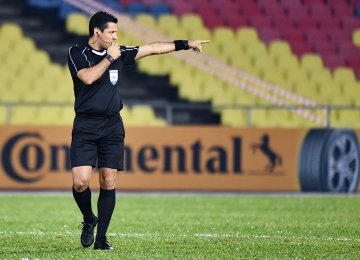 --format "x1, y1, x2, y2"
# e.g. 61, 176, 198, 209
96, 22, 118, 48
